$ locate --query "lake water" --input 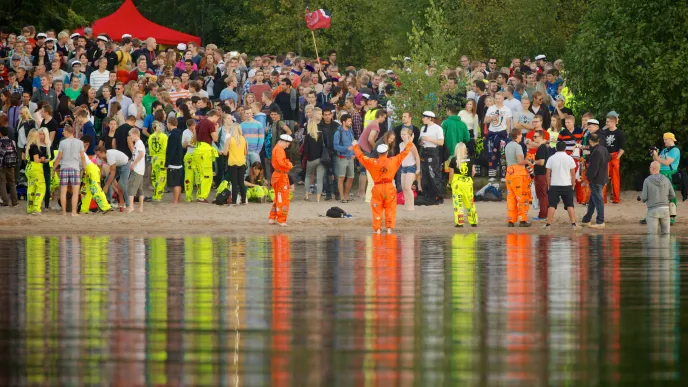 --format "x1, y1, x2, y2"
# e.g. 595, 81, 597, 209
0, 233, 683, 386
